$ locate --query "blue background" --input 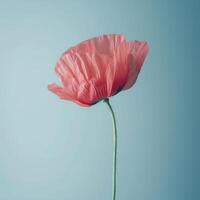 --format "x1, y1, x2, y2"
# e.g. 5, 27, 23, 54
0, 0, 199, 199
